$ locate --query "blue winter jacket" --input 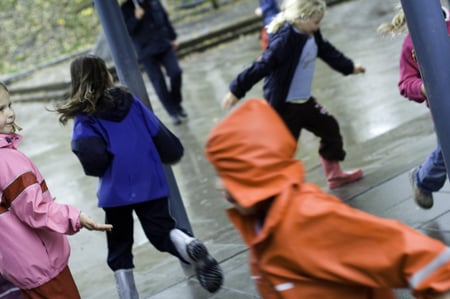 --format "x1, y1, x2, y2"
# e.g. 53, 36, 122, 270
121, 0, 177, 59
229, 23, 355, 114
71, 88, 183, 208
